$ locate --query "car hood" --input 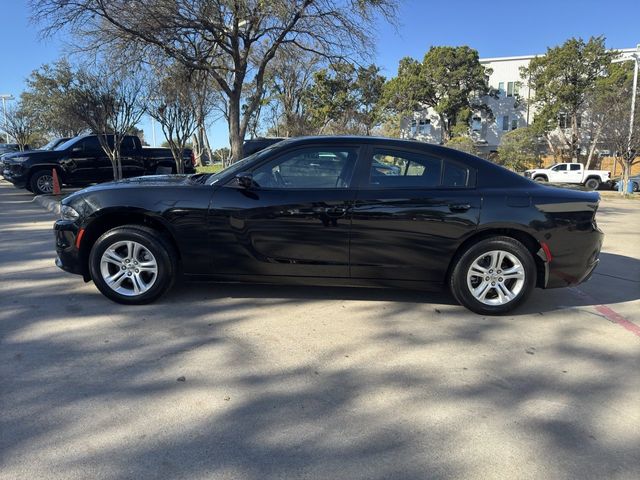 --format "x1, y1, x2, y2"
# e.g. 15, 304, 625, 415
2, 149, 62, 162
79, 174, 195, 193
